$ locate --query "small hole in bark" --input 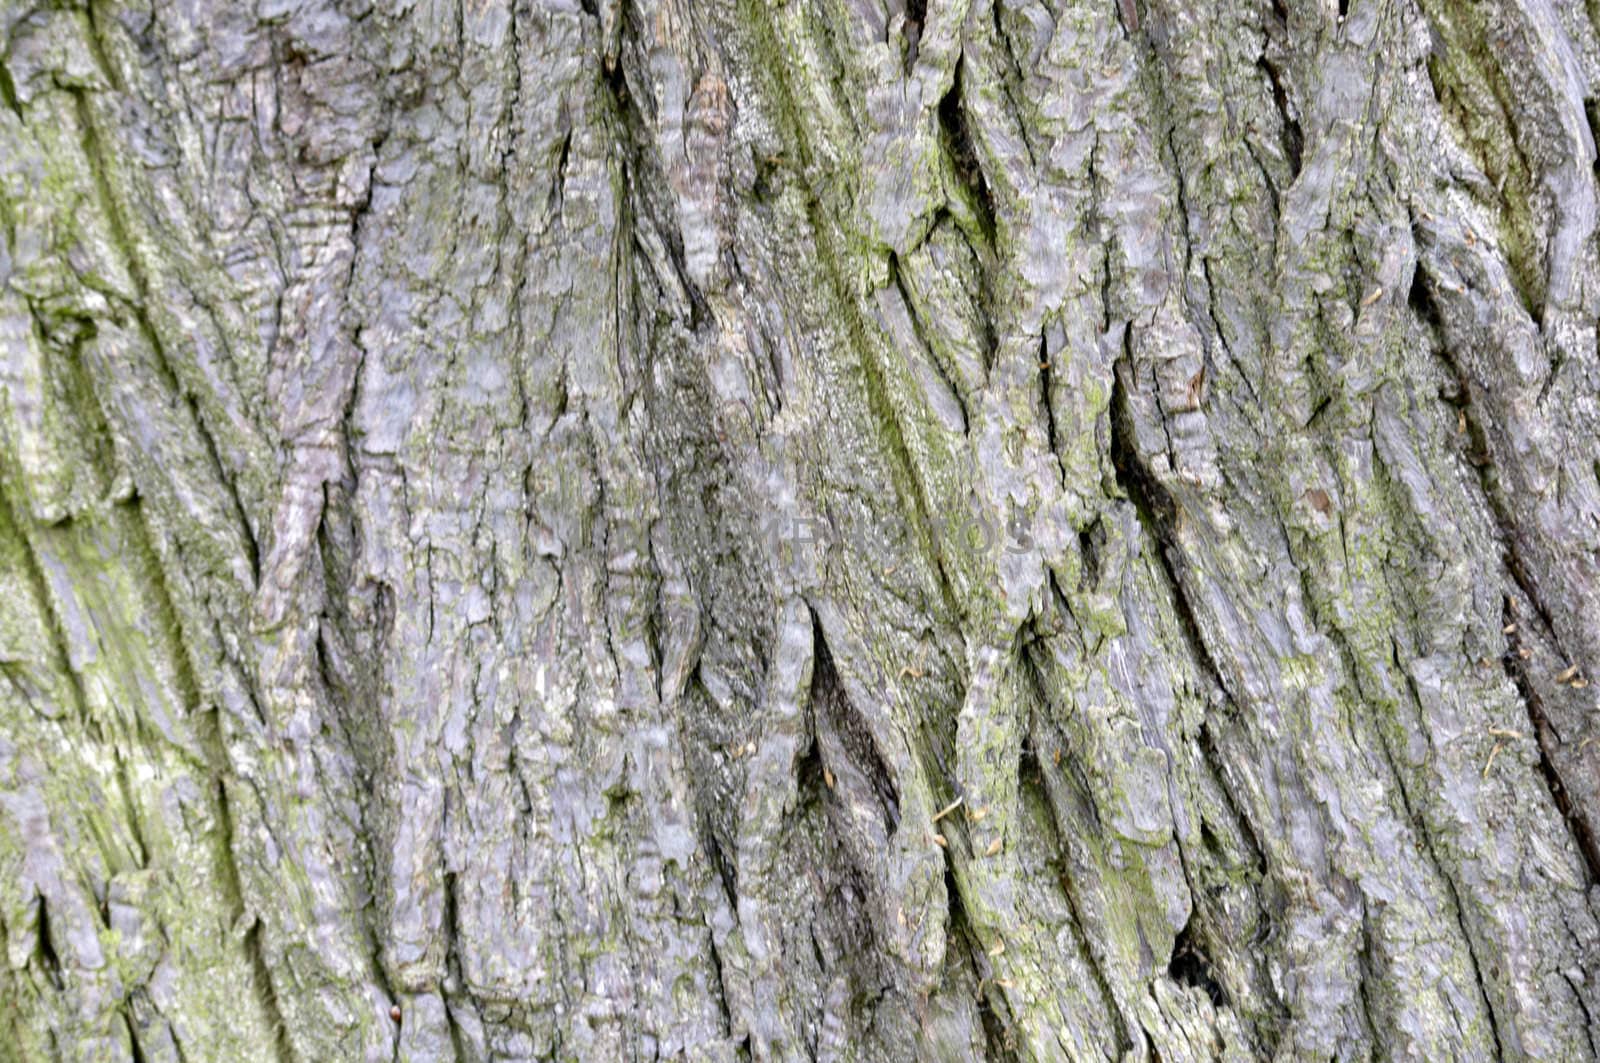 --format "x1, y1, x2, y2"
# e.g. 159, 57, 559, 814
1078, 516, 1104, 590
1407, 268, 1442, 329
1169, 920, 1227, 1006
796, 739, 830, 800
